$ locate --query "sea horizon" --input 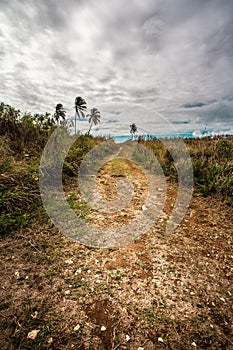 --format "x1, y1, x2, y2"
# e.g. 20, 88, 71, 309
108, 129, 233, 143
